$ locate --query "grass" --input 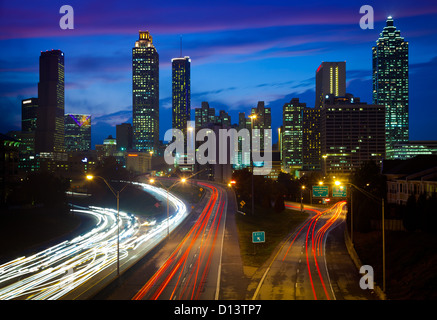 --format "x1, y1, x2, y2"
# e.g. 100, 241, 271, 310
235, 206, 308, 268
